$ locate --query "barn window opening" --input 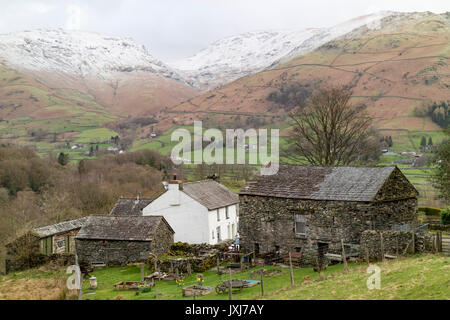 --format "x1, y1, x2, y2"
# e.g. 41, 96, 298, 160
295, 214, 306, 236
225, 207, 229, 219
